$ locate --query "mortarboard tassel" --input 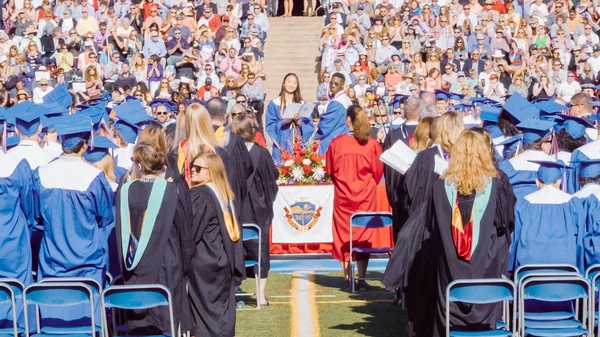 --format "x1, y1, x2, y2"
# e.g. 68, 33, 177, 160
90, 130, 95, 150
551, 129, 558, 160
